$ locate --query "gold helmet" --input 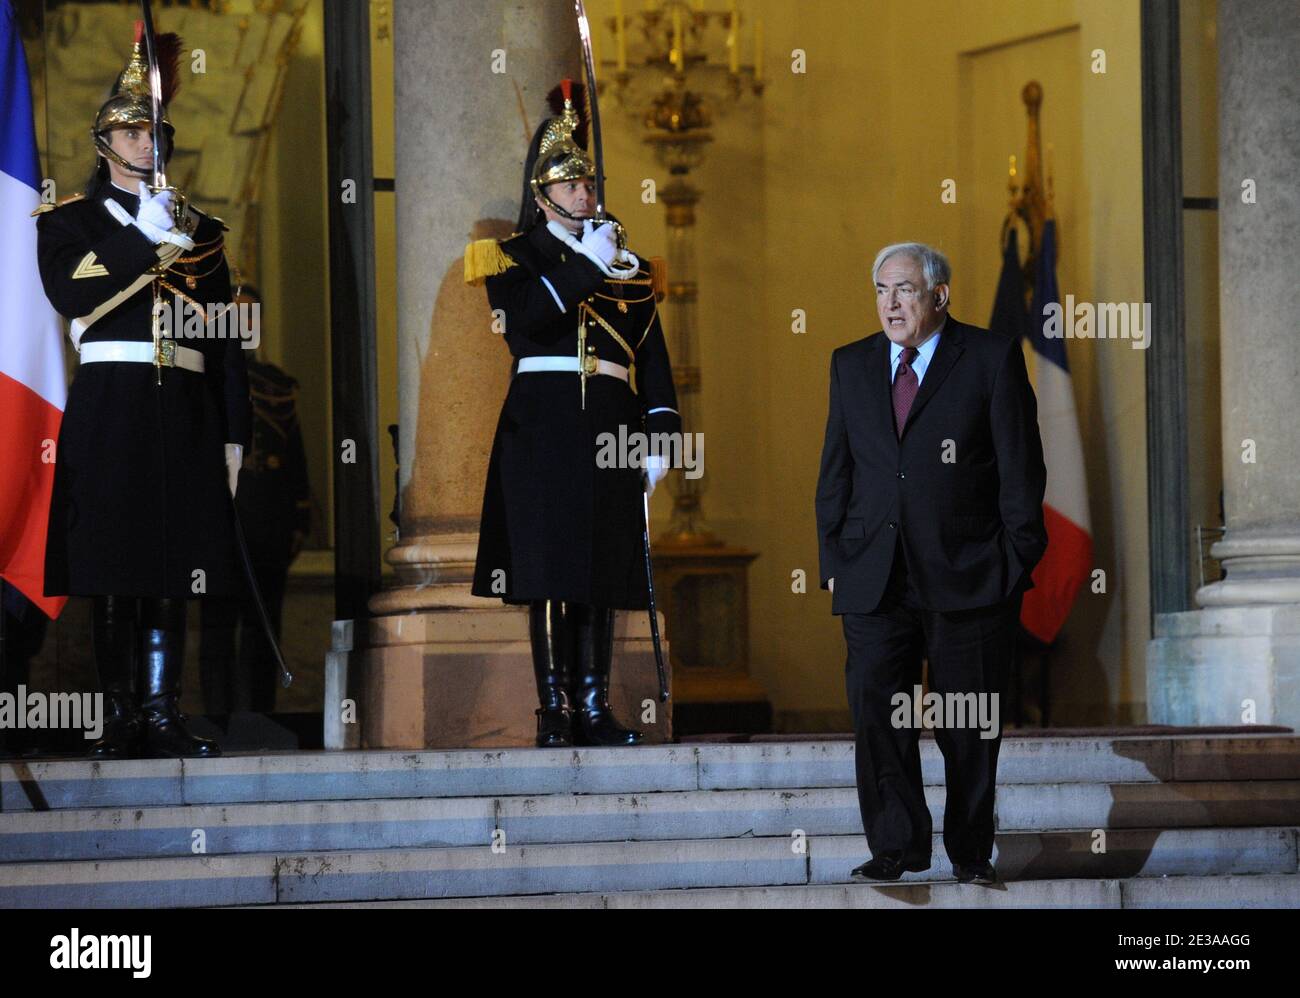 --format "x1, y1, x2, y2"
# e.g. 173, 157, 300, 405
93, 22, 182, 176
521, 79, 596, 228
